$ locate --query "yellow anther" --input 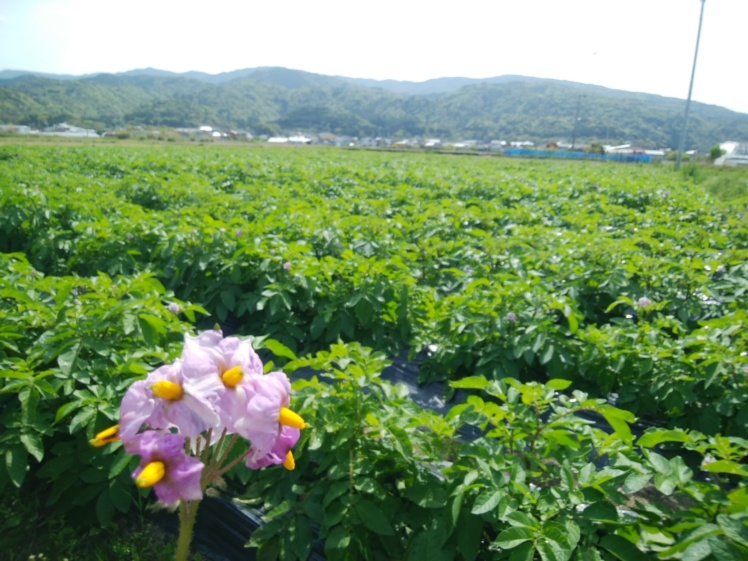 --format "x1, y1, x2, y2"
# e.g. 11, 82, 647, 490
221, 366, 243, 388
135, 461, 166, 488
283, 450, 295, 471
89, 425, 120, 447
278, 407, 305, 429
151, 380, 184, 400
